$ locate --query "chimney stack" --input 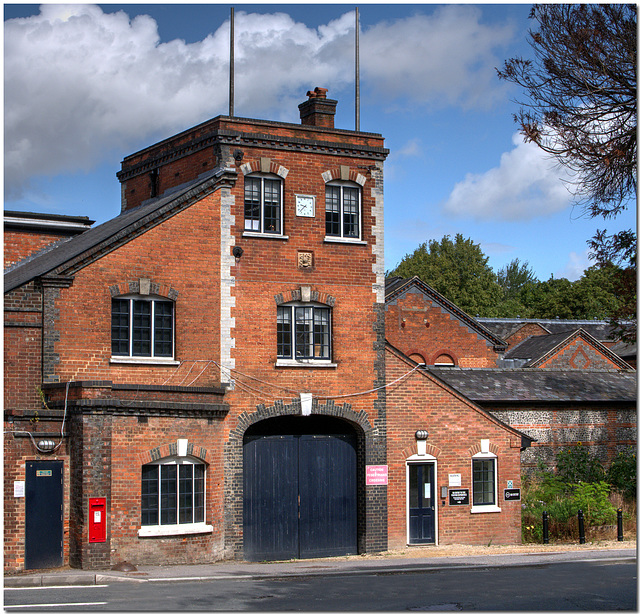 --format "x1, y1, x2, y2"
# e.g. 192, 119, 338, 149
299, 87, 337, 129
